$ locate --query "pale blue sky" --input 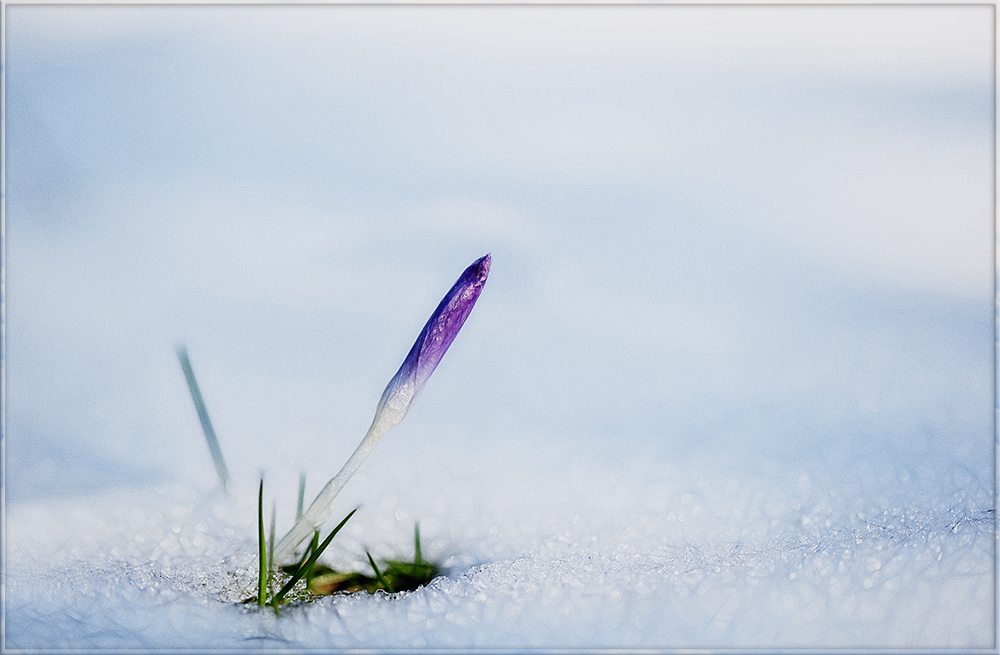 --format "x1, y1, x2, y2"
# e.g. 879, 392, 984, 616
4, 5, 994, 501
